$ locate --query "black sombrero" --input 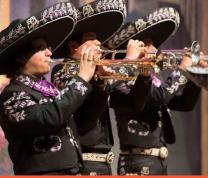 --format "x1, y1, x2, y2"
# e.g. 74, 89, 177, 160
52, 0, 127, 58
104, 7, 180, 52
0, 2, 77, 74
